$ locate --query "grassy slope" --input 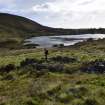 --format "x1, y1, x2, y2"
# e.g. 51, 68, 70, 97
0, 13, 67, 41
0, 13, 45, 39
0, 39, 105, 105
